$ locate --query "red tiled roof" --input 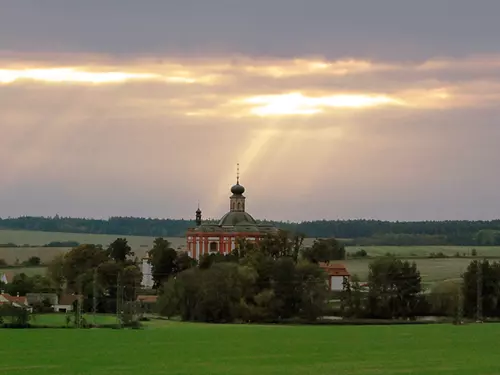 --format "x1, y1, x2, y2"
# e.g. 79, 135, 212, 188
58, 294, 82, 306
0, 293, 28, 305
318, 262, 350, 277
136, 295, 158, 303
